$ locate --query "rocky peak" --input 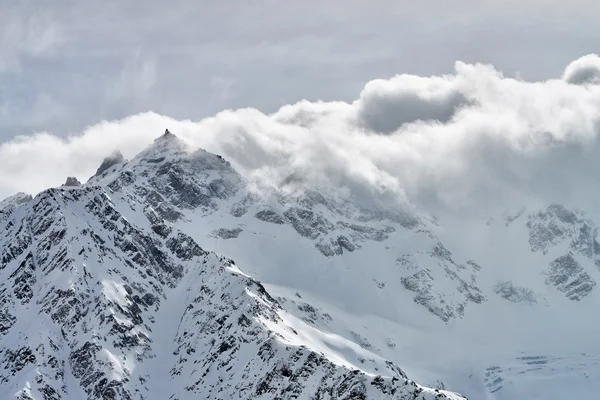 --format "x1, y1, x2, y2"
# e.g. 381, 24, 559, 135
131, 129, 187, 162
161, 128, 174, 139
63, 176, 81, 187
91, 149, 125, 179
151, 128, 182, 147
0, 192, 32, 212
